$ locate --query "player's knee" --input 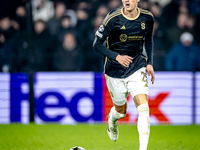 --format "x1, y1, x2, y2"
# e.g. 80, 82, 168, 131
137, 103, 149, 113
